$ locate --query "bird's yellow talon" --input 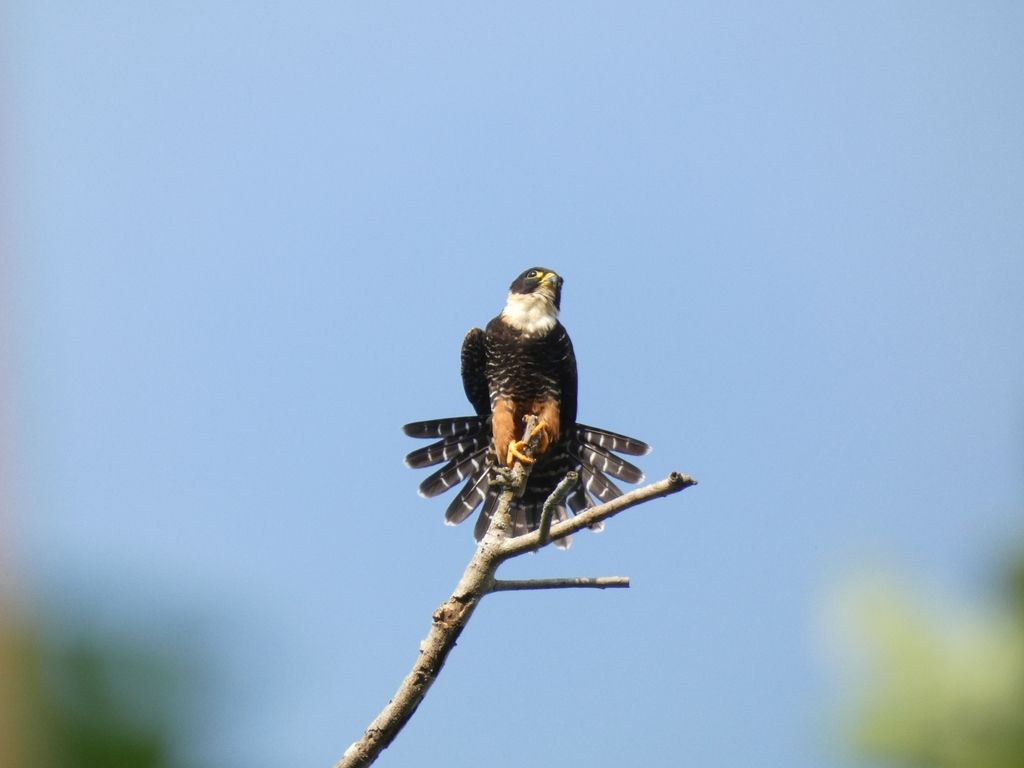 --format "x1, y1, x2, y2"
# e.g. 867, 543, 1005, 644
506, 440, 536, 466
